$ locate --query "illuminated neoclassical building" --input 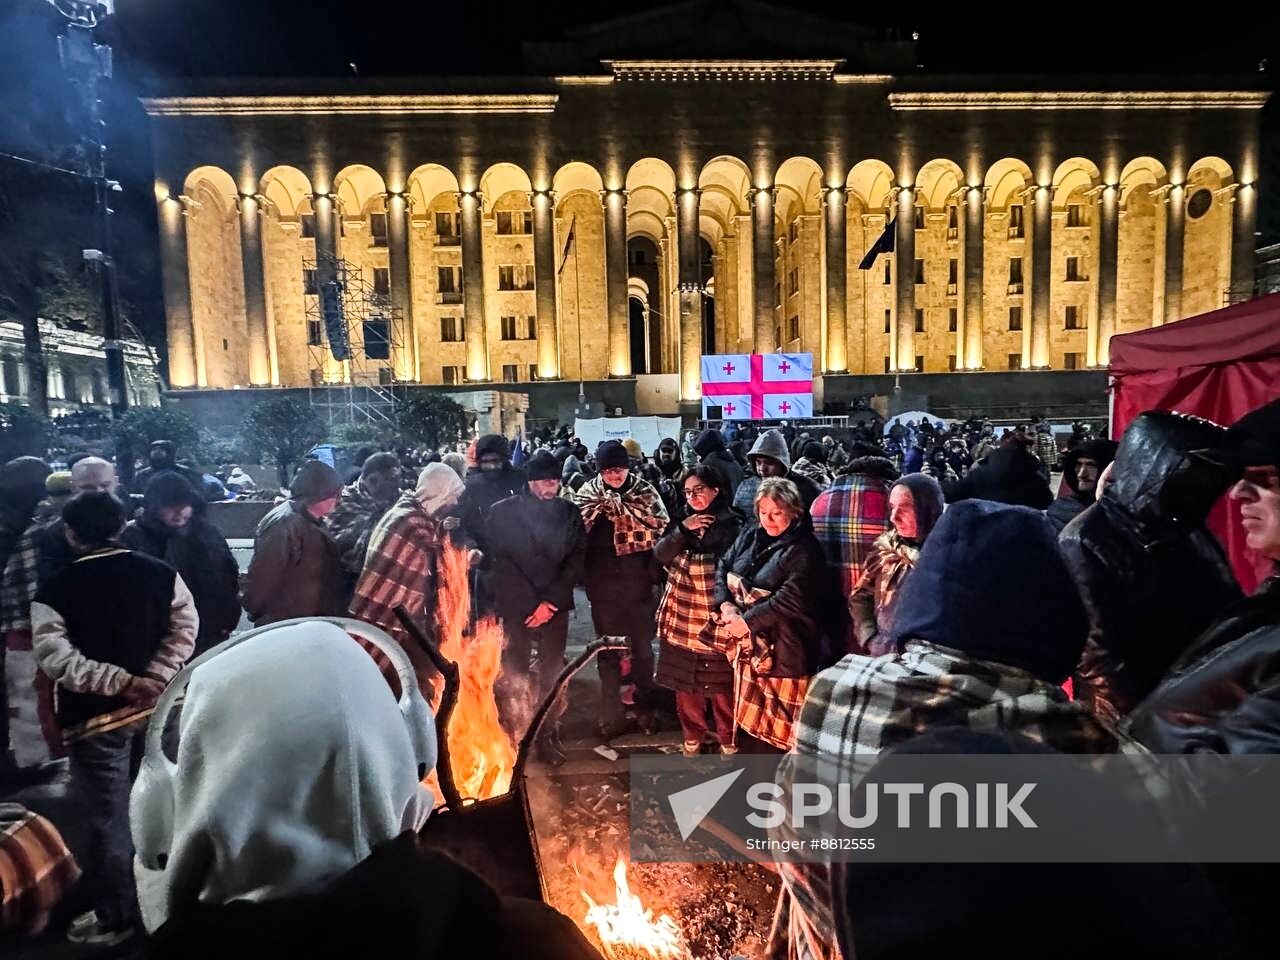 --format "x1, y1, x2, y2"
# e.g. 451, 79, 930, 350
143, 4, 1267, 412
